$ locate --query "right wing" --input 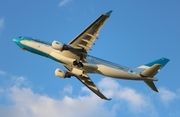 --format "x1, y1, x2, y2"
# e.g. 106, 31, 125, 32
68, 10, 113, 52
75, 74, 110, 100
